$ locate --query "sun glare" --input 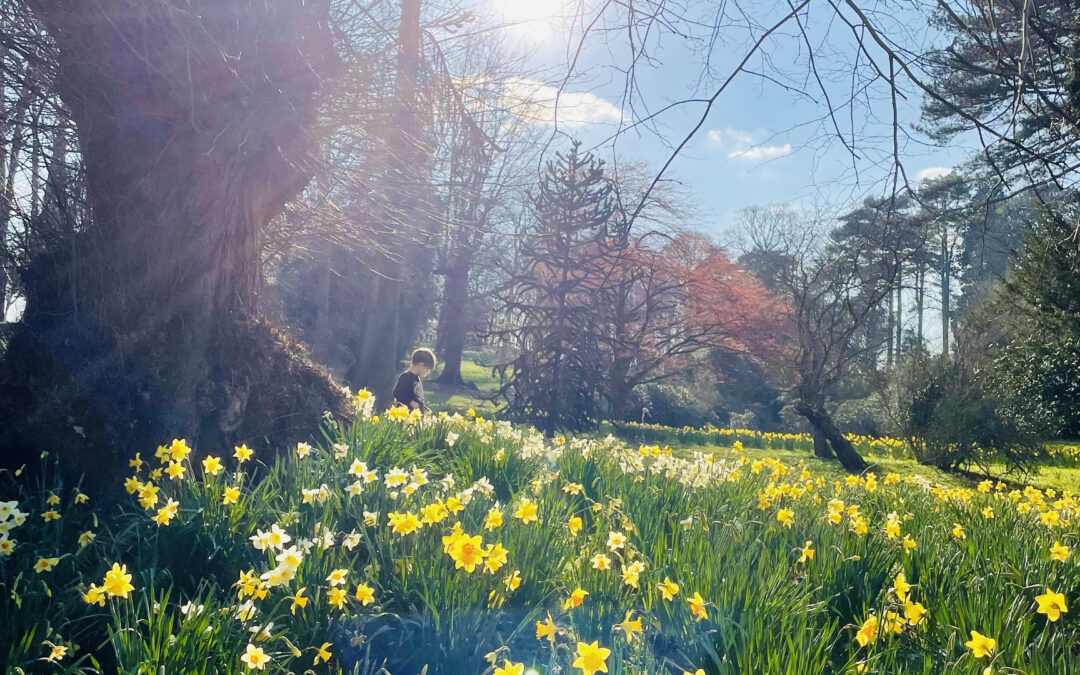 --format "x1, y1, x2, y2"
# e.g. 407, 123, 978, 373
491, 0, 572, 42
